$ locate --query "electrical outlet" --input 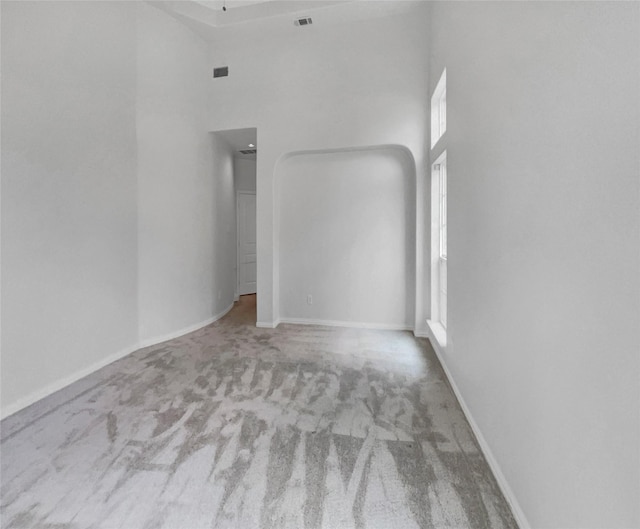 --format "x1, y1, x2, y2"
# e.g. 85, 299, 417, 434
307, 294, 313, 305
